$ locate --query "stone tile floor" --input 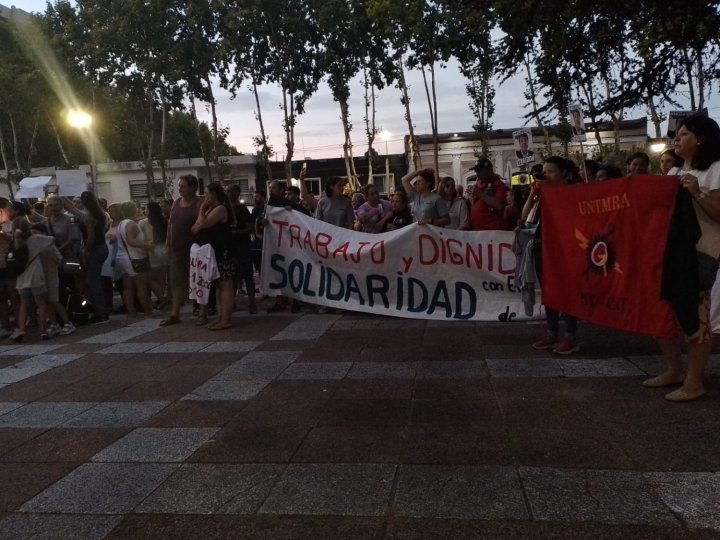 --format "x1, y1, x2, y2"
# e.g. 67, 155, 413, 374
0, 302, 719, 538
